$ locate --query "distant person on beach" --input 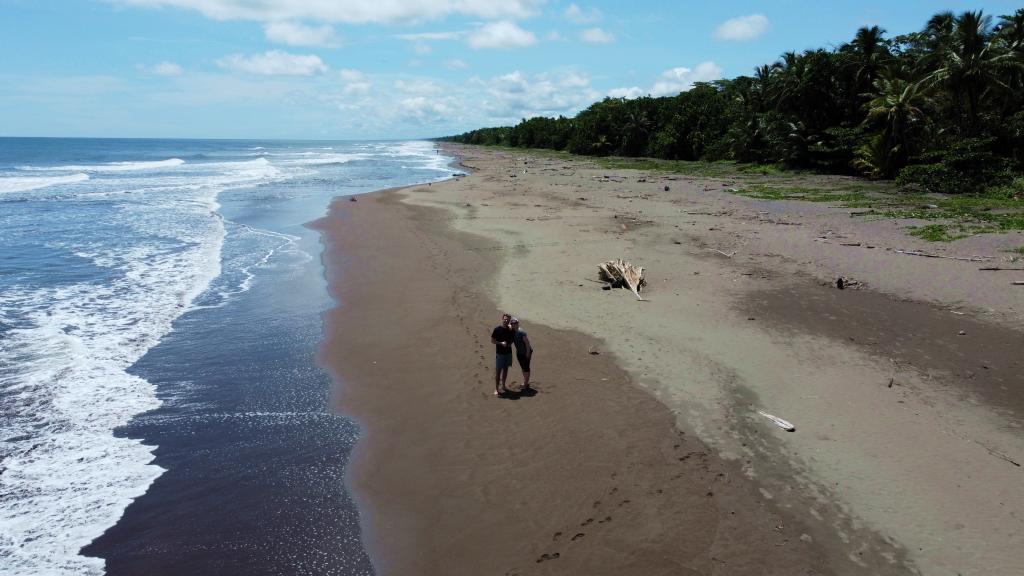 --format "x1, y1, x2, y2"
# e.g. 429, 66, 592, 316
510, 317, 533, 390
491, 313, 514, 396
